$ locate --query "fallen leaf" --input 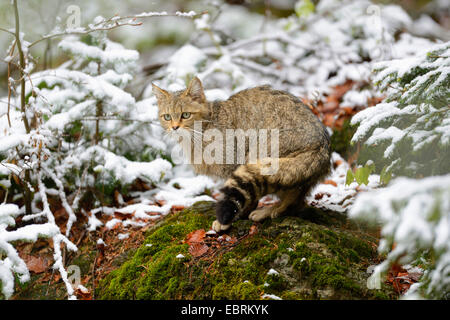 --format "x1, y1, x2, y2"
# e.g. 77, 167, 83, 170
146, 211, 161, 216
333, 159, 343, 168
53, 208, 67, 220
314, 192, 331, 200
74, 287, 92, 300
249, 225, 258, 236
322, 113, 335, 127
341, 106, 355, 115
185, 229, 206, 245
218, 234, 237, 244
23, 255, 49, 274
114, 211, 130, 220
189, 243, 209, 257
323, 179, 338, 187
155, 199, 166, 206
